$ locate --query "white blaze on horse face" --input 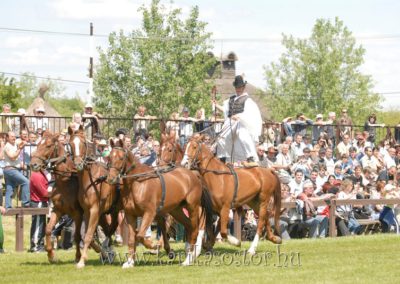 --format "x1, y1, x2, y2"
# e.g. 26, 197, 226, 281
40, 139, 46, 145
73, 136, 81, 157
181, 141, 191, 166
